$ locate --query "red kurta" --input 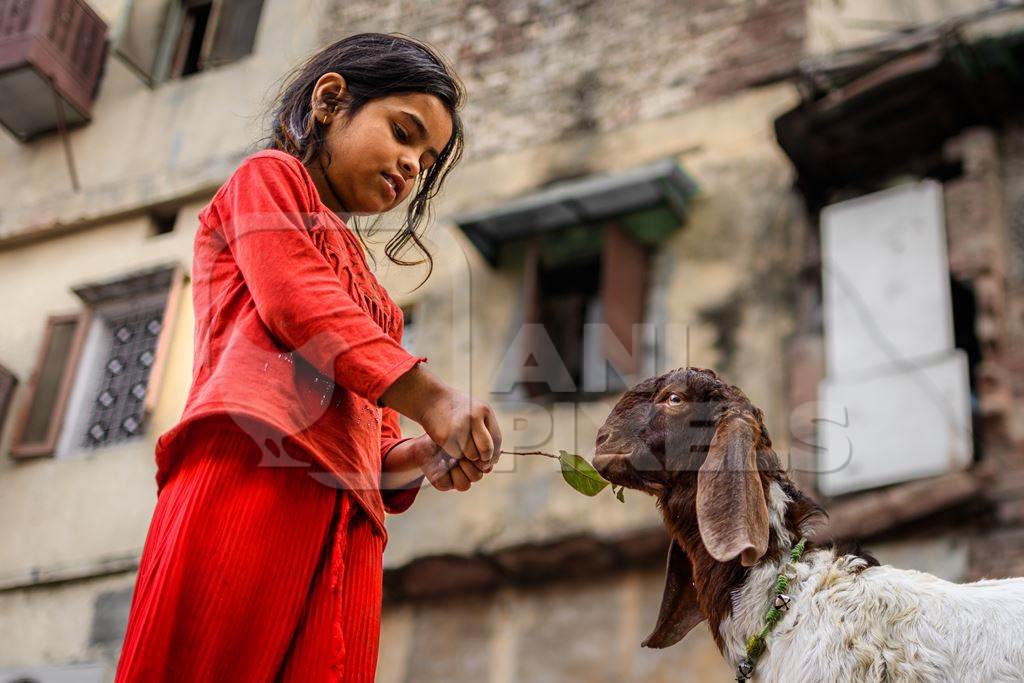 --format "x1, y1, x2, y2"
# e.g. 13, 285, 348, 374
115, 150, 426, 682
159, 149, 426, 531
